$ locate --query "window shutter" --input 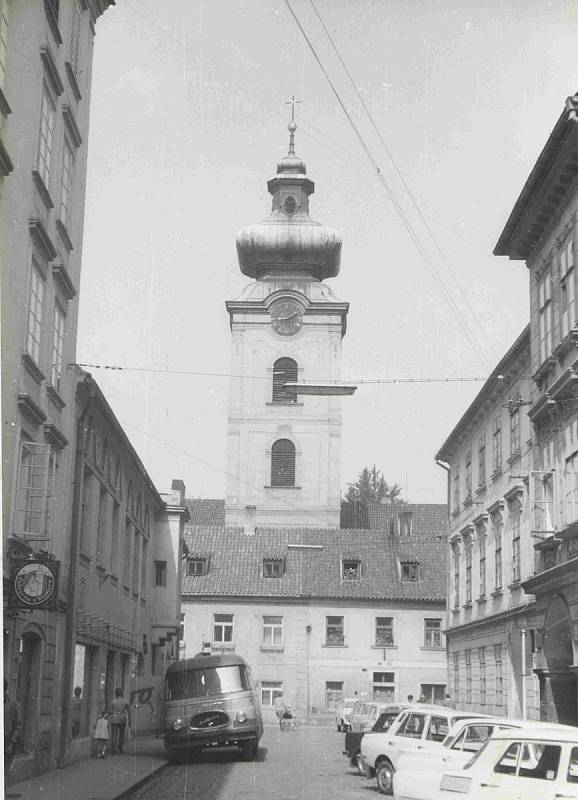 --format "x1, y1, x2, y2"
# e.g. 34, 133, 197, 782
272, 358, 298, 403
270, 439, 295, 486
